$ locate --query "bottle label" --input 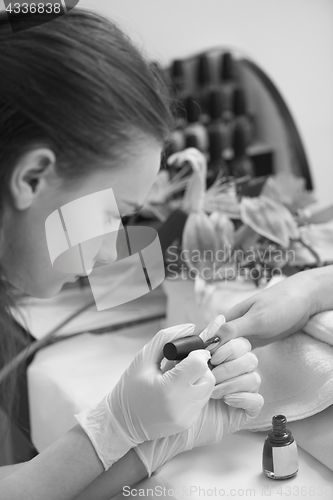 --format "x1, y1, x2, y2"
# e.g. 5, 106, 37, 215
272, 441, 298, 477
